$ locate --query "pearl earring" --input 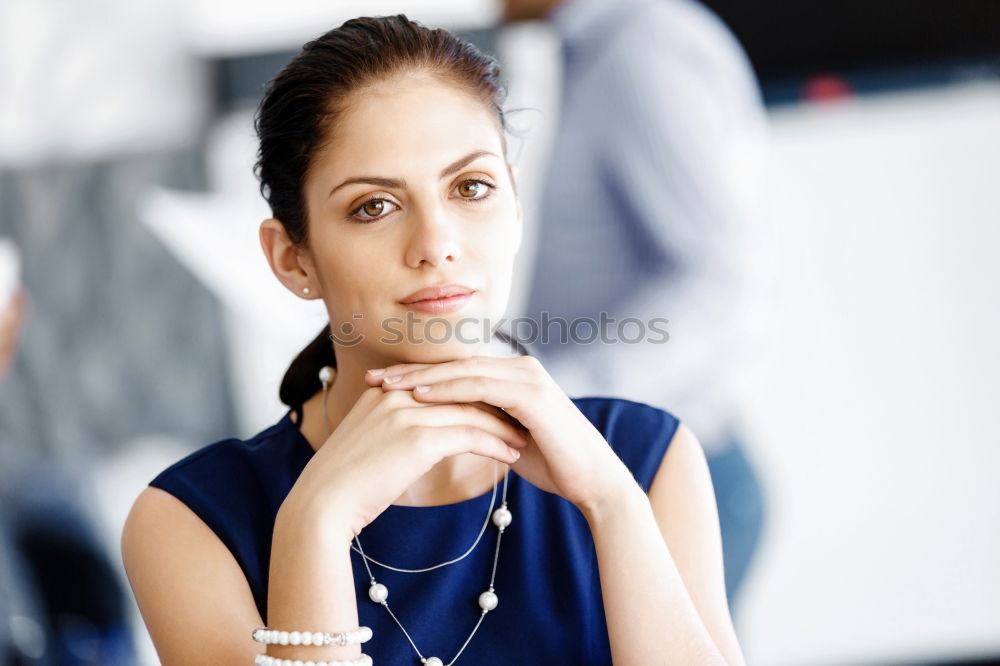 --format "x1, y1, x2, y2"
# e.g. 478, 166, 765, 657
302, 287, 310, 295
